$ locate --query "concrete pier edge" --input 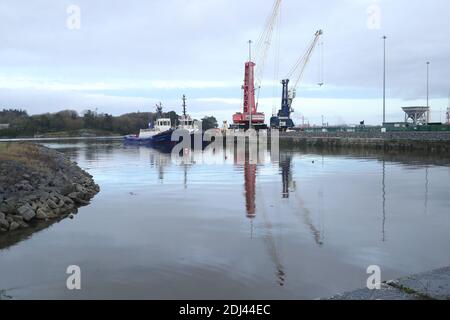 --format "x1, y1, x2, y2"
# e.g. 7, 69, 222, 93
327, 266, 450, 300
279, 131, 450, 154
